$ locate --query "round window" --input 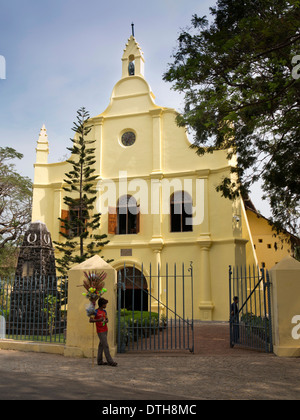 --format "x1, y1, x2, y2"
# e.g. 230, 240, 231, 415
121, 131, 136, 147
